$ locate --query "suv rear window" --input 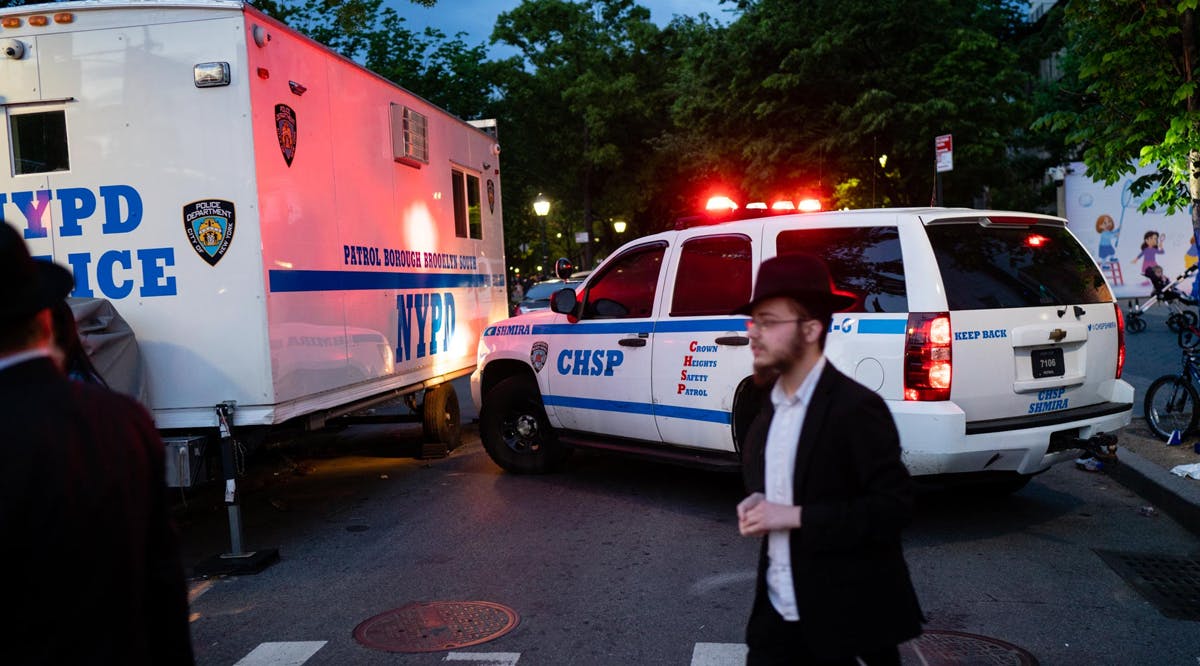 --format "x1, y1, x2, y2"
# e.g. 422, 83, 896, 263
776, 226, 907, 313
925, 223, 1112, 309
